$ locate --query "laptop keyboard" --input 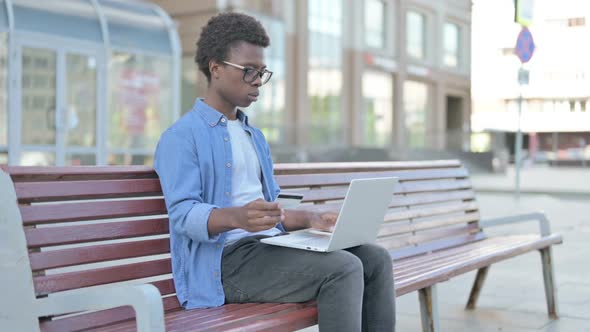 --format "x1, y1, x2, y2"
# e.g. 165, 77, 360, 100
284, 231, 330, 247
